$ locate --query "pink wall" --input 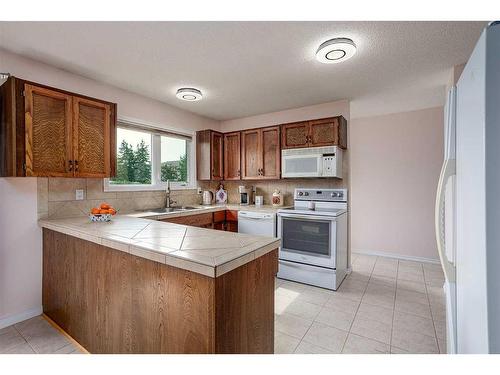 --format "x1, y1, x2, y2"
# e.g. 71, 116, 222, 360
350, 107, 444, 261
220, 100, 349, 131
0, 48, 220, 326
0, 48, 220, 132
0, 178, 41, 328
